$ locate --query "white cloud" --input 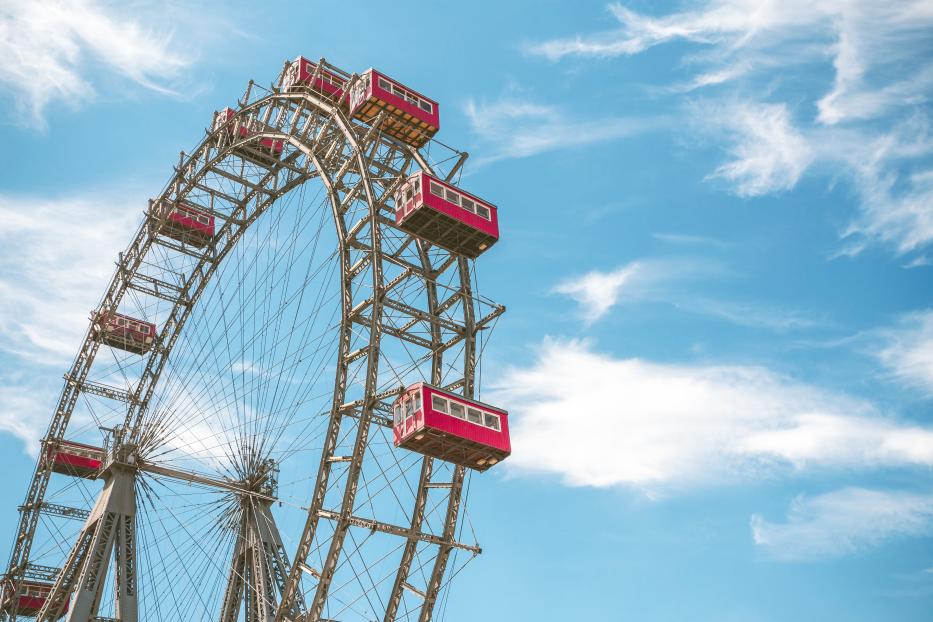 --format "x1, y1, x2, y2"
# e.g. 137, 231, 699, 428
552, 259, 723, 324
752, 488, 933, 560
739, 413, 933, 468
525, 2, 795, 62
0, 384, 51, 454
529, 1, 933, 126
685, 298, 818, 332
552, 263, 640, 324
903, 256, 932, 269
670, 64, 752, 94
0, 0, 192, 127
815, 12, 933, 126
847, 165, 933, 256
494, 339, 933, 492
703, 102, 815, 197
0, 193, 140, 364
0, 192, 140, 452
652, 232, 728, 248
553, 259, 815, 331
825, 114, 933, 254
464, 97, 657, 165
527, 2, 933, 254
876, 311, 933, 396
